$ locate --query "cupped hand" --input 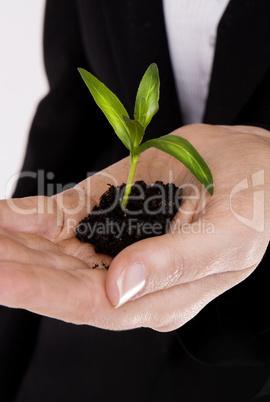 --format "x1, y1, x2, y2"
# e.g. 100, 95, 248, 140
0, 124, 269, 331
